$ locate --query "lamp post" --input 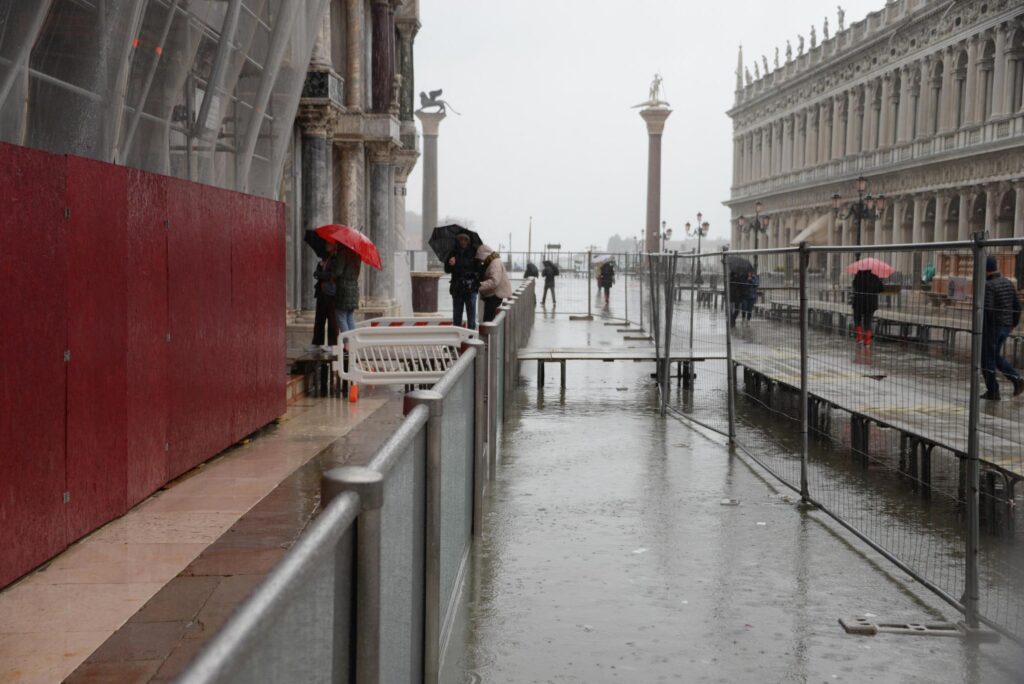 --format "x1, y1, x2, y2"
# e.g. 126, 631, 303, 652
831, 176, 886, 261
685, 212, 710, 283
737, 201, 770, 270
660, 220, 674, 253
